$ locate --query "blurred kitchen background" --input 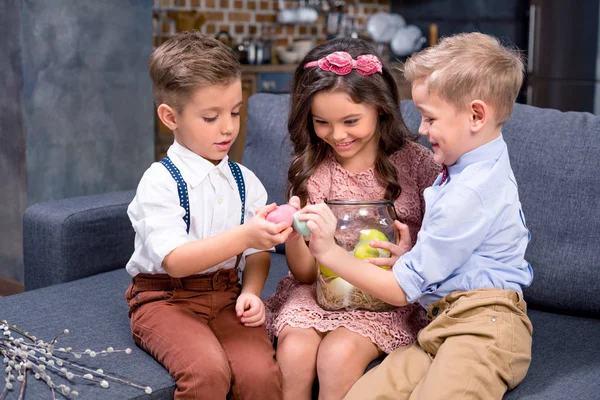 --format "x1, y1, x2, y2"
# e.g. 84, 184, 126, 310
152, 0, 421, 162
151, 0, 533, 161
1, 0, 599, 294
